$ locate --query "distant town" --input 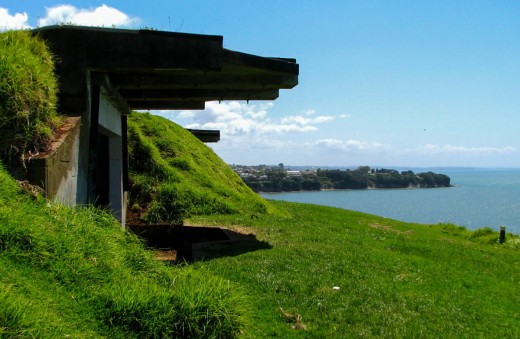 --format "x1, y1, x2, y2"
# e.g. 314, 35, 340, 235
230, 164, 452, 193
